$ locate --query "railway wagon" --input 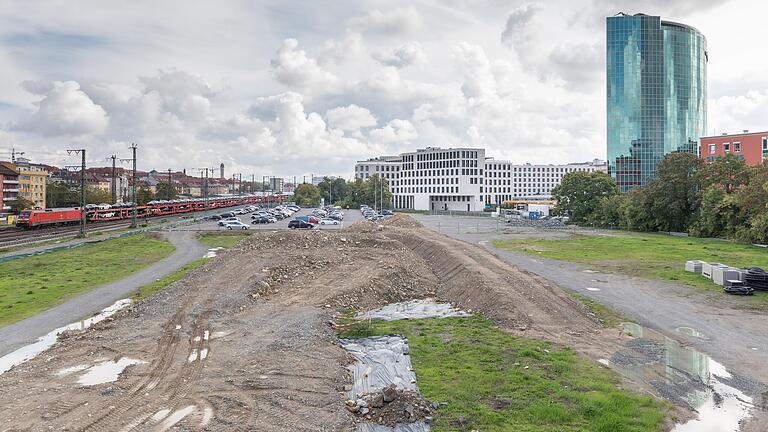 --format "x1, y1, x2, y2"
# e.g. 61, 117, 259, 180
16, 208, 82, 228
